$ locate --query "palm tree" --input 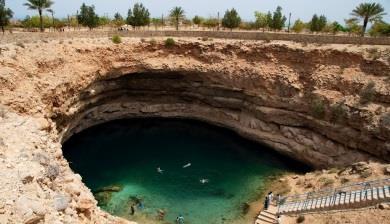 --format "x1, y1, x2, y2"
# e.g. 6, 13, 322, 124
0, 0, 13, 34
47, 9, 54, 30
24, 0, 54, 32
169, 6, 184, 31
351, 2, 386, 36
